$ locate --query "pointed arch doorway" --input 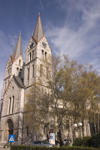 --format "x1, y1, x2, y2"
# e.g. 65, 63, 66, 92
4, 119, 14, 142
